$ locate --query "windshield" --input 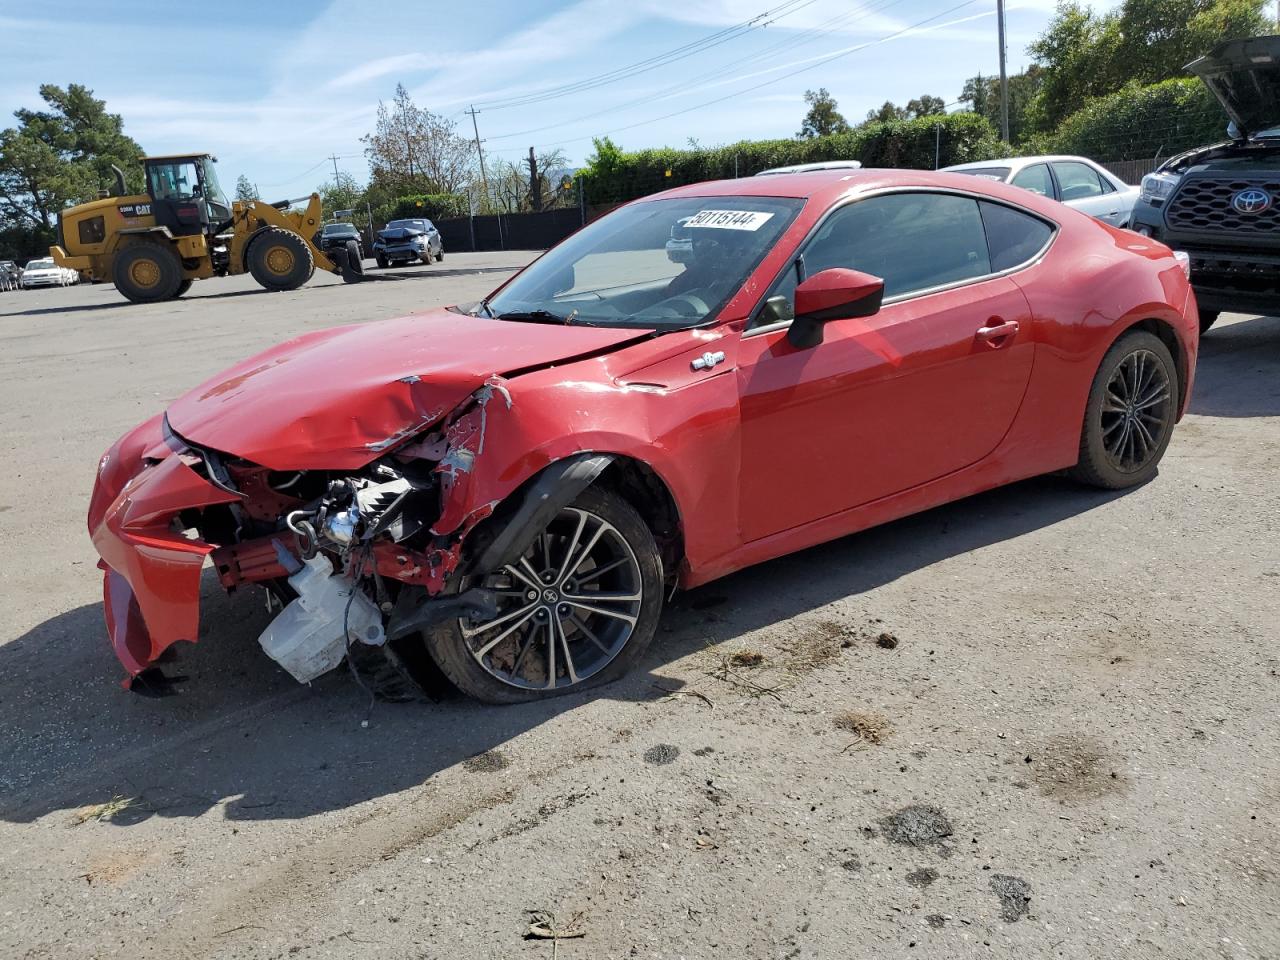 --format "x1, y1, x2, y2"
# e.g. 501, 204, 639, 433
324, 224, 357, 235
387, 220, 428, 231
485, 196, 803, 329
28, 259, 54, 269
